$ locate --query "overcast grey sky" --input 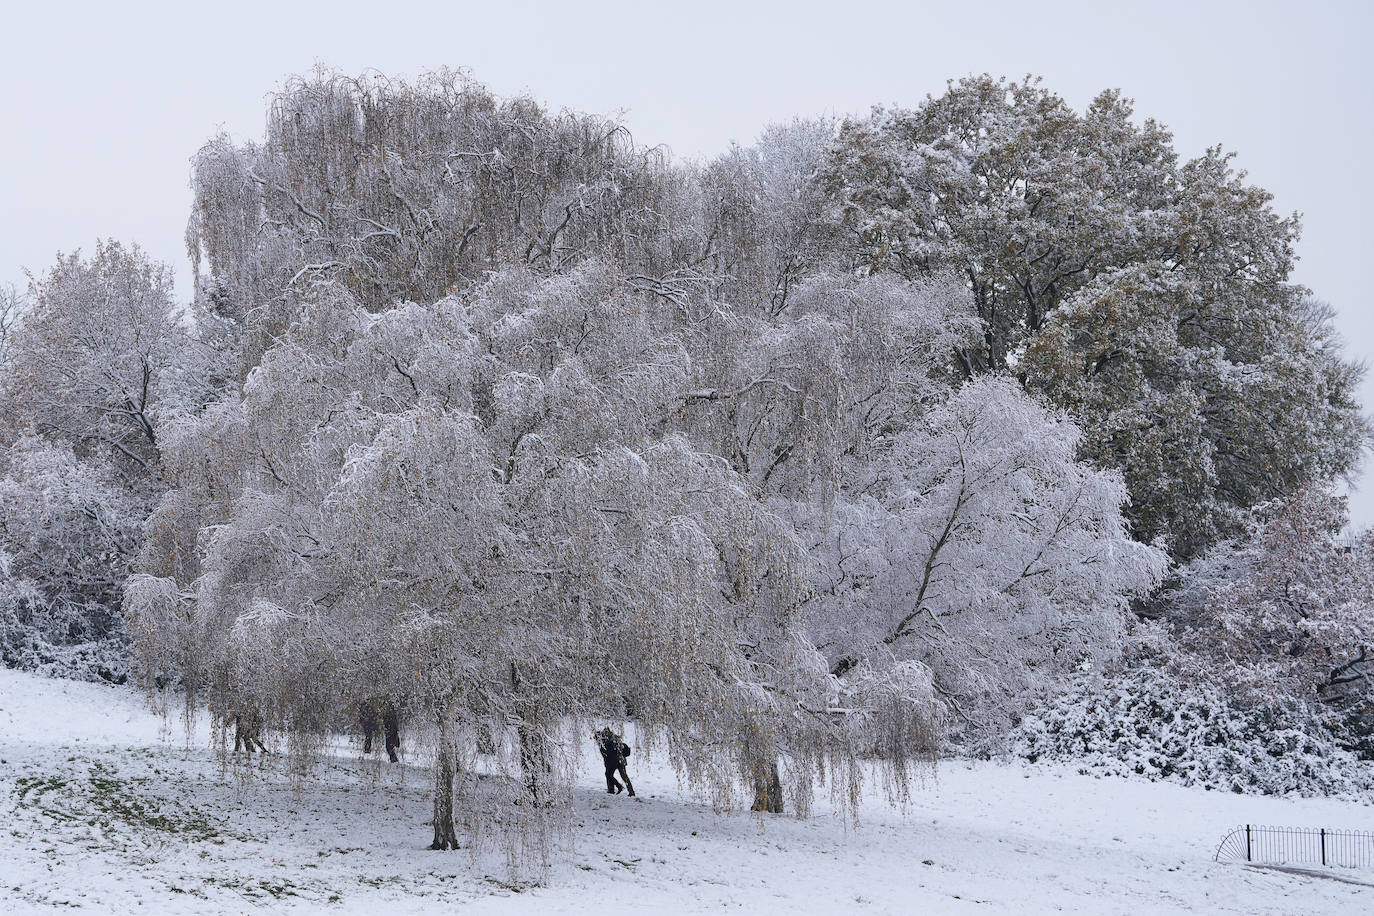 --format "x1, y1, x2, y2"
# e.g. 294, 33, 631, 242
3, 0, 1371, 520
